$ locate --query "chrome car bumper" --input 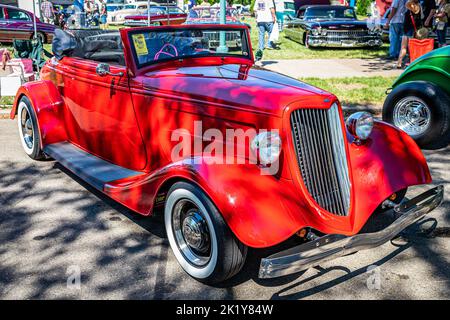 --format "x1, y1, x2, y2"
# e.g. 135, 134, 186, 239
124, 21, 147, 27
307, 36, 382, 48
259, 185, 444, 279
